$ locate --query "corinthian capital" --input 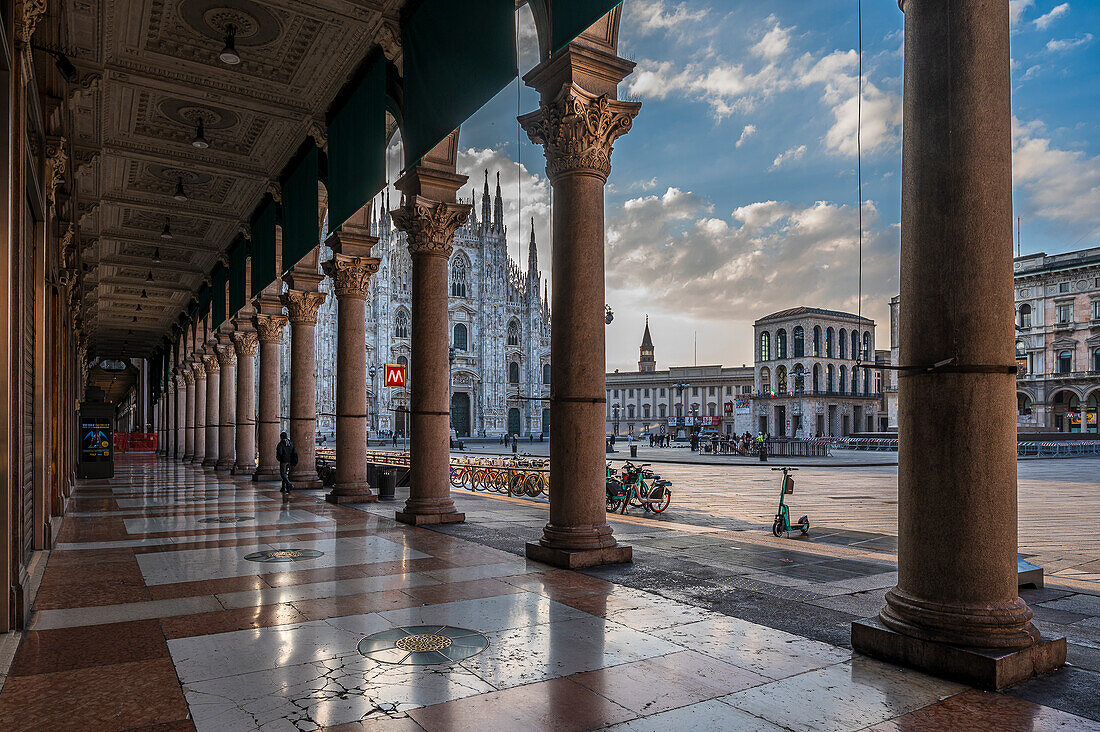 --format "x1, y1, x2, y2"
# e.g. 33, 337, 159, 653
322, 254, 381, 299
16, 0, 47, 44
193, 361, 207, 379
232, 331, 259, 356
391, 197, 471, 259
215, 346, 236, 368
519, 84, 640, 182
281, 290, 327, 324
253, 313, 288, 343
183, 370, 195, 386
203, 355, 220, 374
